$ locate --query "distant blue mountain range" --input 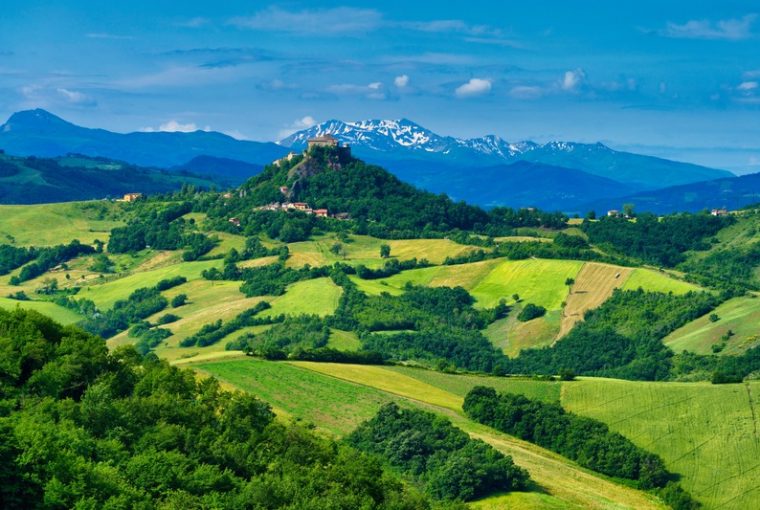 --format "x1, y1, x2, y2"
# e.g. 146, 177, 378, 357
0, 109, 753, 213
